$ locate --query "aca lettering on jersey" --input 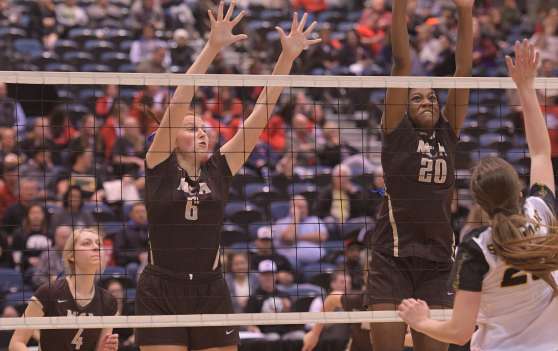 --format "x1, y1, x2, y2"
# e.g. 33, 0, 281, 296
416, 139, 446, 157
